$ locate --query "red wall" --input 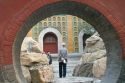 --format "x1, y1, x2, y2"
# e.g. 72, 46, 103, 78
0, 0, 125, 65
